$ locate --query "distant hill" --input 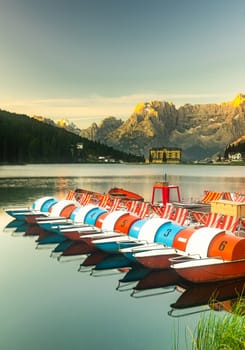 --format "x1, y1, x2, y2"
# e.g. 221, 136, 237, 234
80, 93, 245, 161
0, 110, 144, 164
